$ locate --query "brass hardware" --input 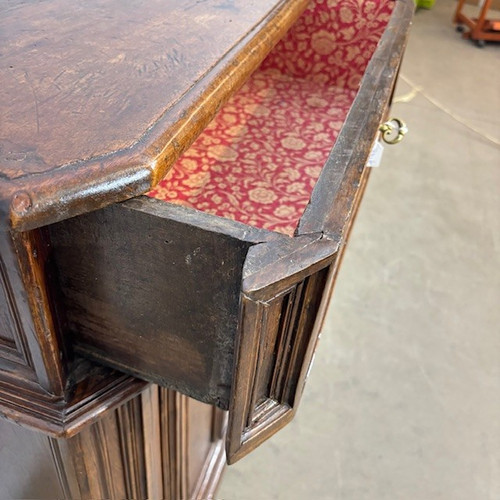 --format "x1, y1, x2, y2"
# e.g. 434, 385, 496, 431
379, 117, 408, 145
